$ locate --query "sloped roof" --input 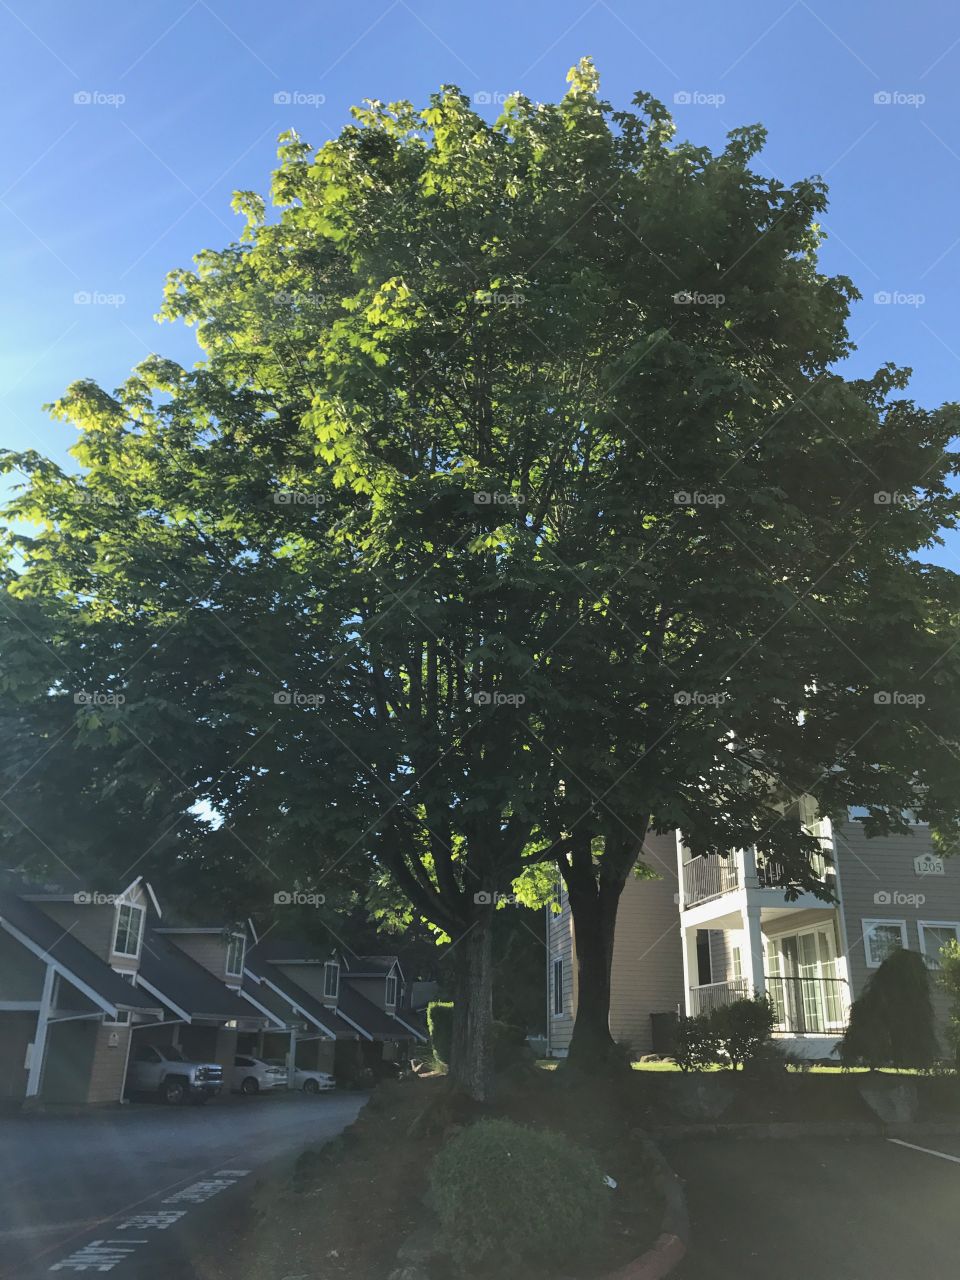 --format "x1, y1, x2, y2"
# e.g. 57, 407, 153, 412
338, 979, 424, 1043
0, 888, 160, 1017
243, 952, 358, 1040
138, 929, 263, 1025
